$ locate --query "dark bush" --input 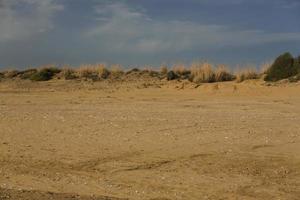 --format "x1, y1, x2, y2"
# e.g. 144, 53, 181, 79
265, 52, 299, 81
167, 70, 179, 80
30, 67, 61, 81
